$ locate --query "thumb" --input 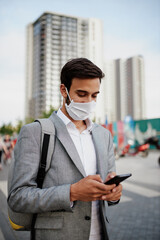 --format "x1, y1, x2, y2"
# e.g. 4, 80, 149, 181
105, 172, 116, 182
88, 174, 103, 183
